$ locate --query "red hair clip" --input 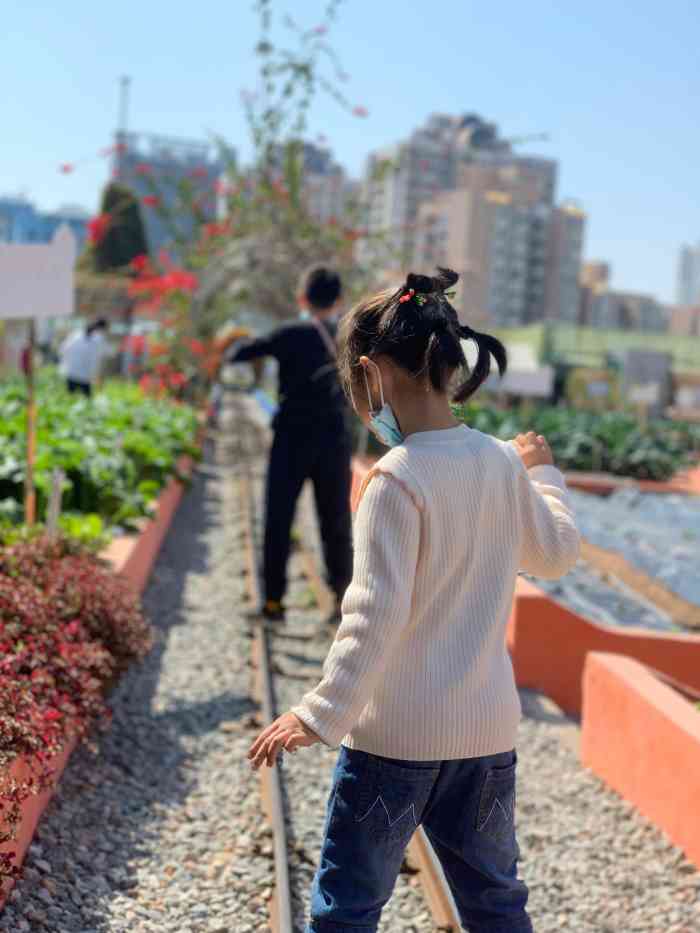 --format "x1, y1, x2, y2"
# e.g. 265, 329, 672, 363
399, 288, 415, 304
